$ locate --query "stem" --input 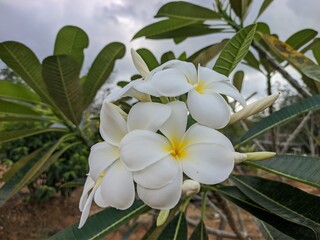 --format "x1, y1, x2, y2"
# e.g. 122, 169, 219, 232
201, 191, 208, 220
